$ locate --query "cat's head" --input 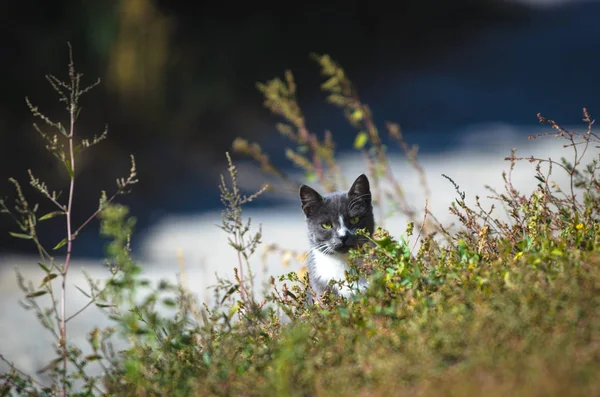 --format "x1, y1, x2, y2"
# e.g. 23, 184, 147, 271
299, 174, 374, 254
